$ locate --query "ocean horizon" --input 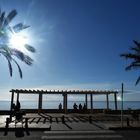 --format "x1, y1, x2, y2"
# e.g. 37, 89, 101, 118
0, 100, 139, 110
